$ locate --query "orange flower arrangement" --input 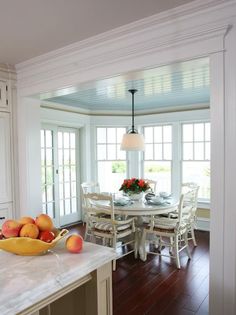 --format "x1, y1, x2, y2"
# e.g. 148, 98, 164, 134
119, 178, 150, 194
